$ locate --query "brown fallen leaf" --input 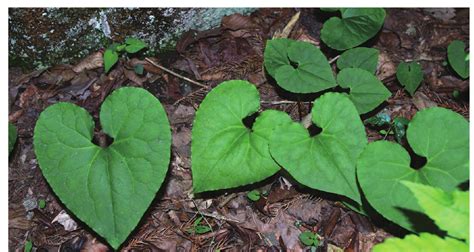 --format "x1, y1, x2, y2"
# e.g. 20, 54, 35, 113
19, 85, 39, 108
80, 237, 109, 252
124, 68, 147, 86
377, 52, 397, 80
72, 51, 103, 73
221, 13, 257, 31
412, 91, 437, 110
